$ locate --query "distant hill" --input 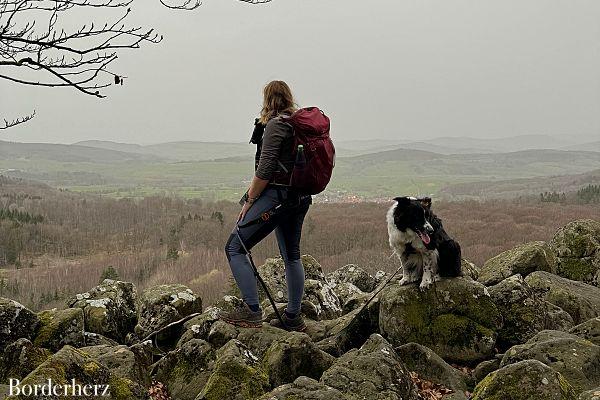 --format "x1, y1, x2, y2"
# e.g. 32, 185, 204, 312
562, 141, 600, 152
74, 140, 253, 161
